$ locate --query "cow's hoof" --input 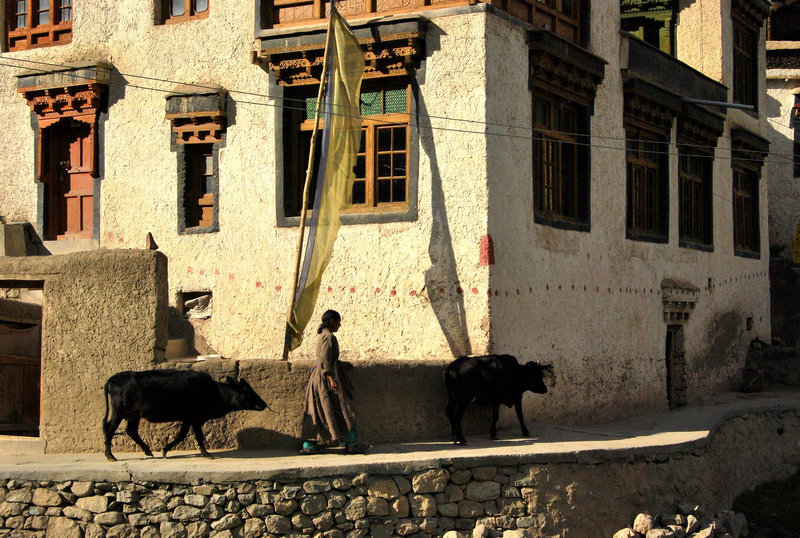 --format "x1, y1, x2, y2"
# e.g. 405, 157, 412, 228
457, 440, 468, 446
144, 452, 154, 458
202, 453, 215, 459
490, 435, 498, 441
161, 450, 169, 459
105, 455, 117, 462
